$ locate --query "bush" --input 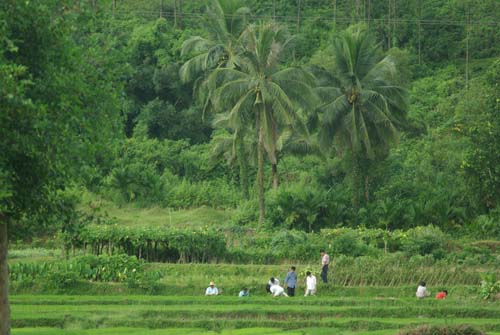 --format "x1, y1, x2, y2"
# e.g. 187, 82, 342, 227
165, 178, 240, 209
467, 208, 500, 240
321, 228, 378, 257
401, 225, 449, 259
479, 273, 500, 300
265, 184, 329, 232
